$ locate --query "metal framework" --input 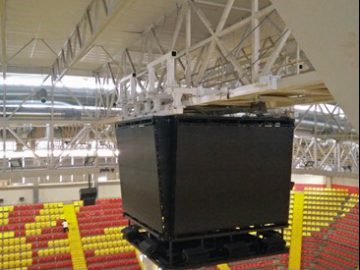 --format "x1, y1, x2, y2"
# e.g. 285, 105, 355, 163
292, 104, 358, 177
93, 0, 319, 120
0, 0, 358, 180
